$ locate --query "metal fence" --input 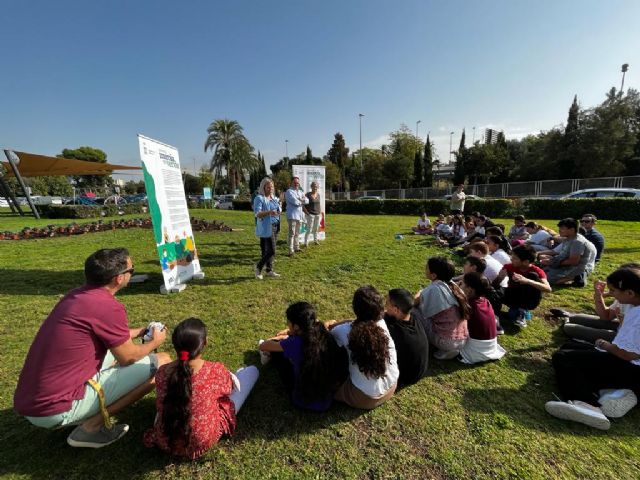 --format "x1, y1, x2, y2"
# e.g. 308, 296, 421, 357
328, 175, 640, 200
